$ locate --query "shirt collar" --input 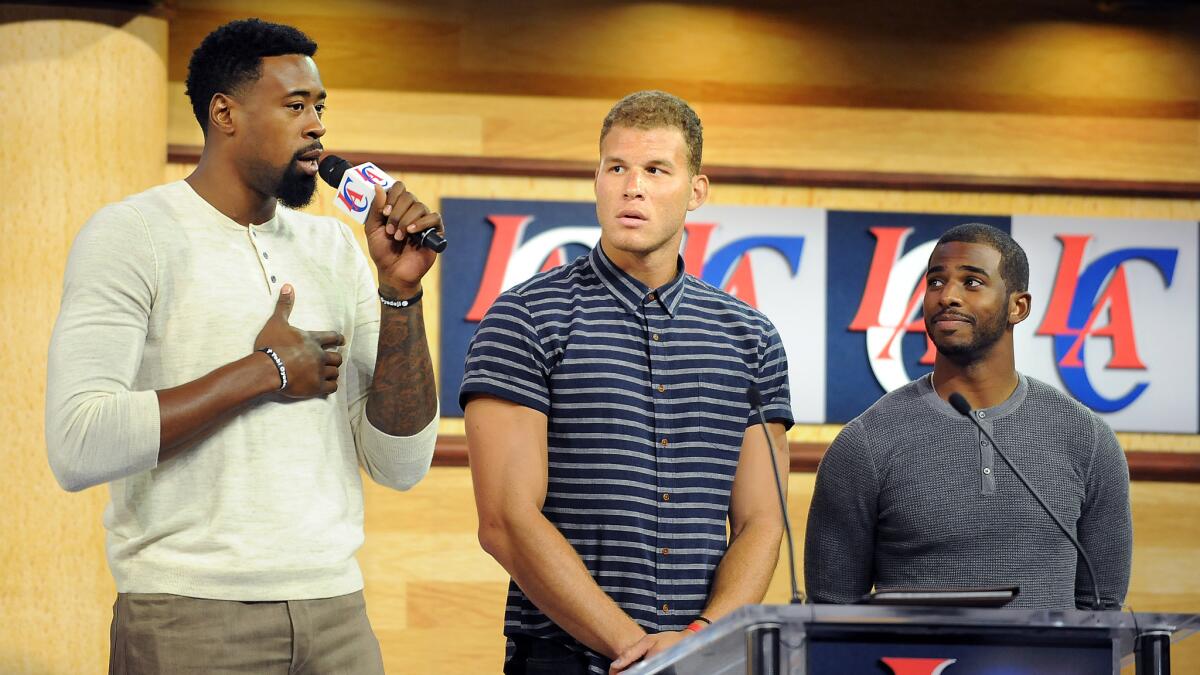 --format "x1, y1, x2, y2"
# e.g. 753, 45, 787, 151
918, 372, 1030, 420
588, 245, 687, 317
